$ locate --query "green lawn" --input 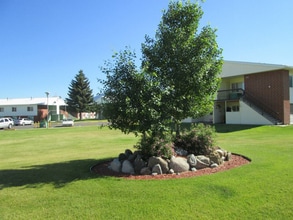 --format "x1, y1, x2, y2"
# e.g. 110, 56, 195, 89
0, 125, 292, 219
